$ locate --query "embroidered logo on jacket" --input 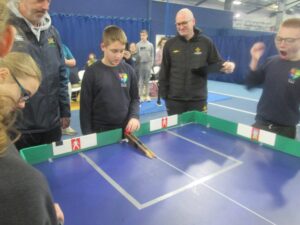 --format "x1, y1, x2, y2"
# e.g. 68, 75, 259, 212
119, 73, 128, 87
48, 37, 56, 47
193, 47, 202, 55
14, 34, 25, 42
172, 49, 180, 54
288, 68, 300, 84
